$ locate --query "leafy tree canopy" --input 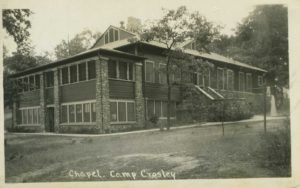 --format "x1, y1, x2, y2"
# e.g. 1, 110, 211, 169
2, 9, 33, 54
54, 29, 102, 60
